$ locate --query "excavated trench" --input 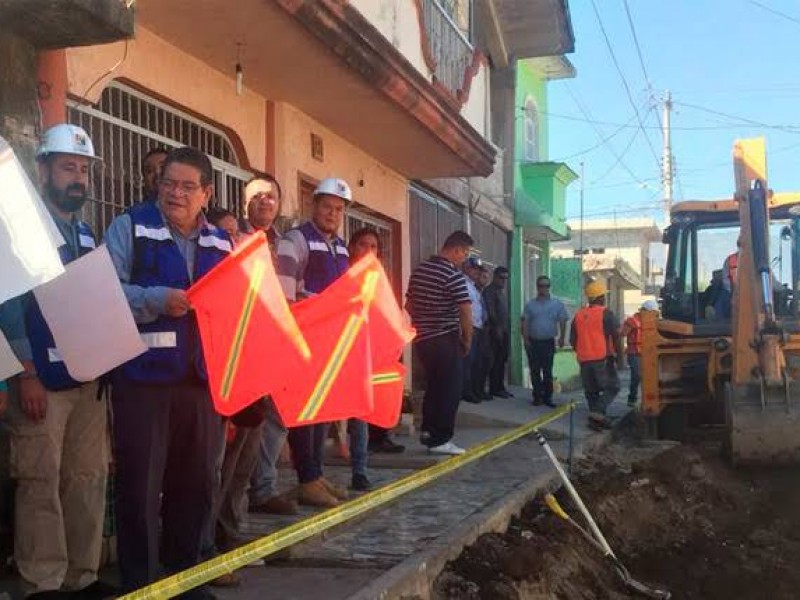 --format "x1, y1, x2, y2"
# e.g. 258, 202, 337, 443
433, 433, 800, 600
